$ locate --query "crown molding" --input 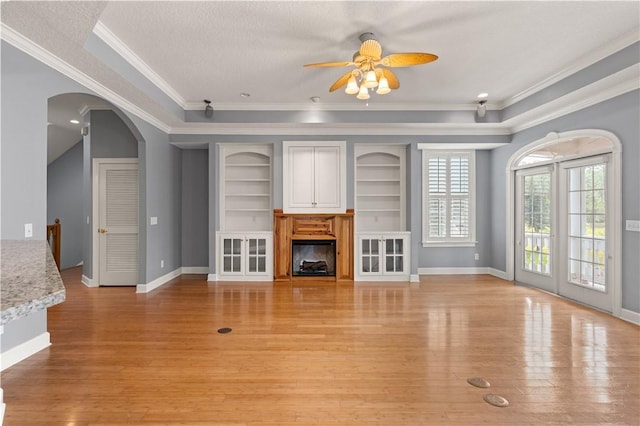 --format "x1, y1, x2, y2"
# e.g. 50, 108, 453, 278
169, 122, 511, 136
2, 22, 637, 139
504, 64, 639, 133
500, 29, 639, 109
182, 101, 490, 112
0, 23, 172, 133
93, 21, 188, 109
